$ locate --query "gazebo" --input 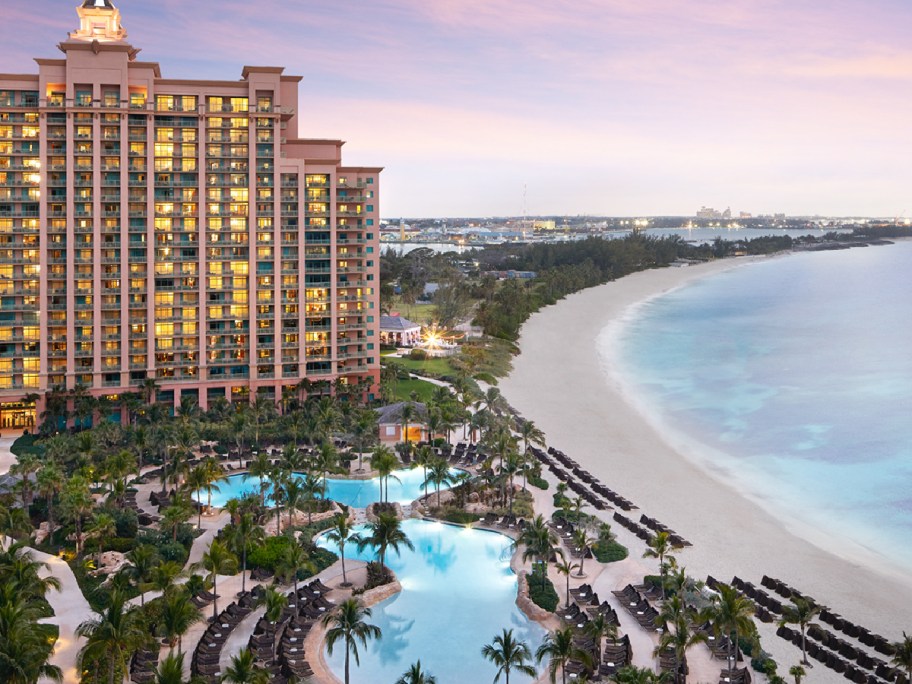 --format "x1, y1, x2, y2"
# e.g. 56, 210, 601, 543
380, 315, 422, 347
